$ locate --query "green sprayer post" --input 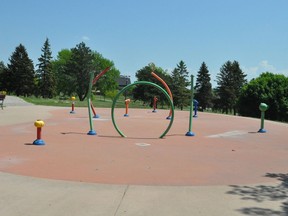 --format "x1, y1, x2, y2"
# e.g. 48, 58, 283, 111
186, 75, 195, 136
260, 111, 265, 129
258, 102, 268, 133
87, 72, 96, 135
